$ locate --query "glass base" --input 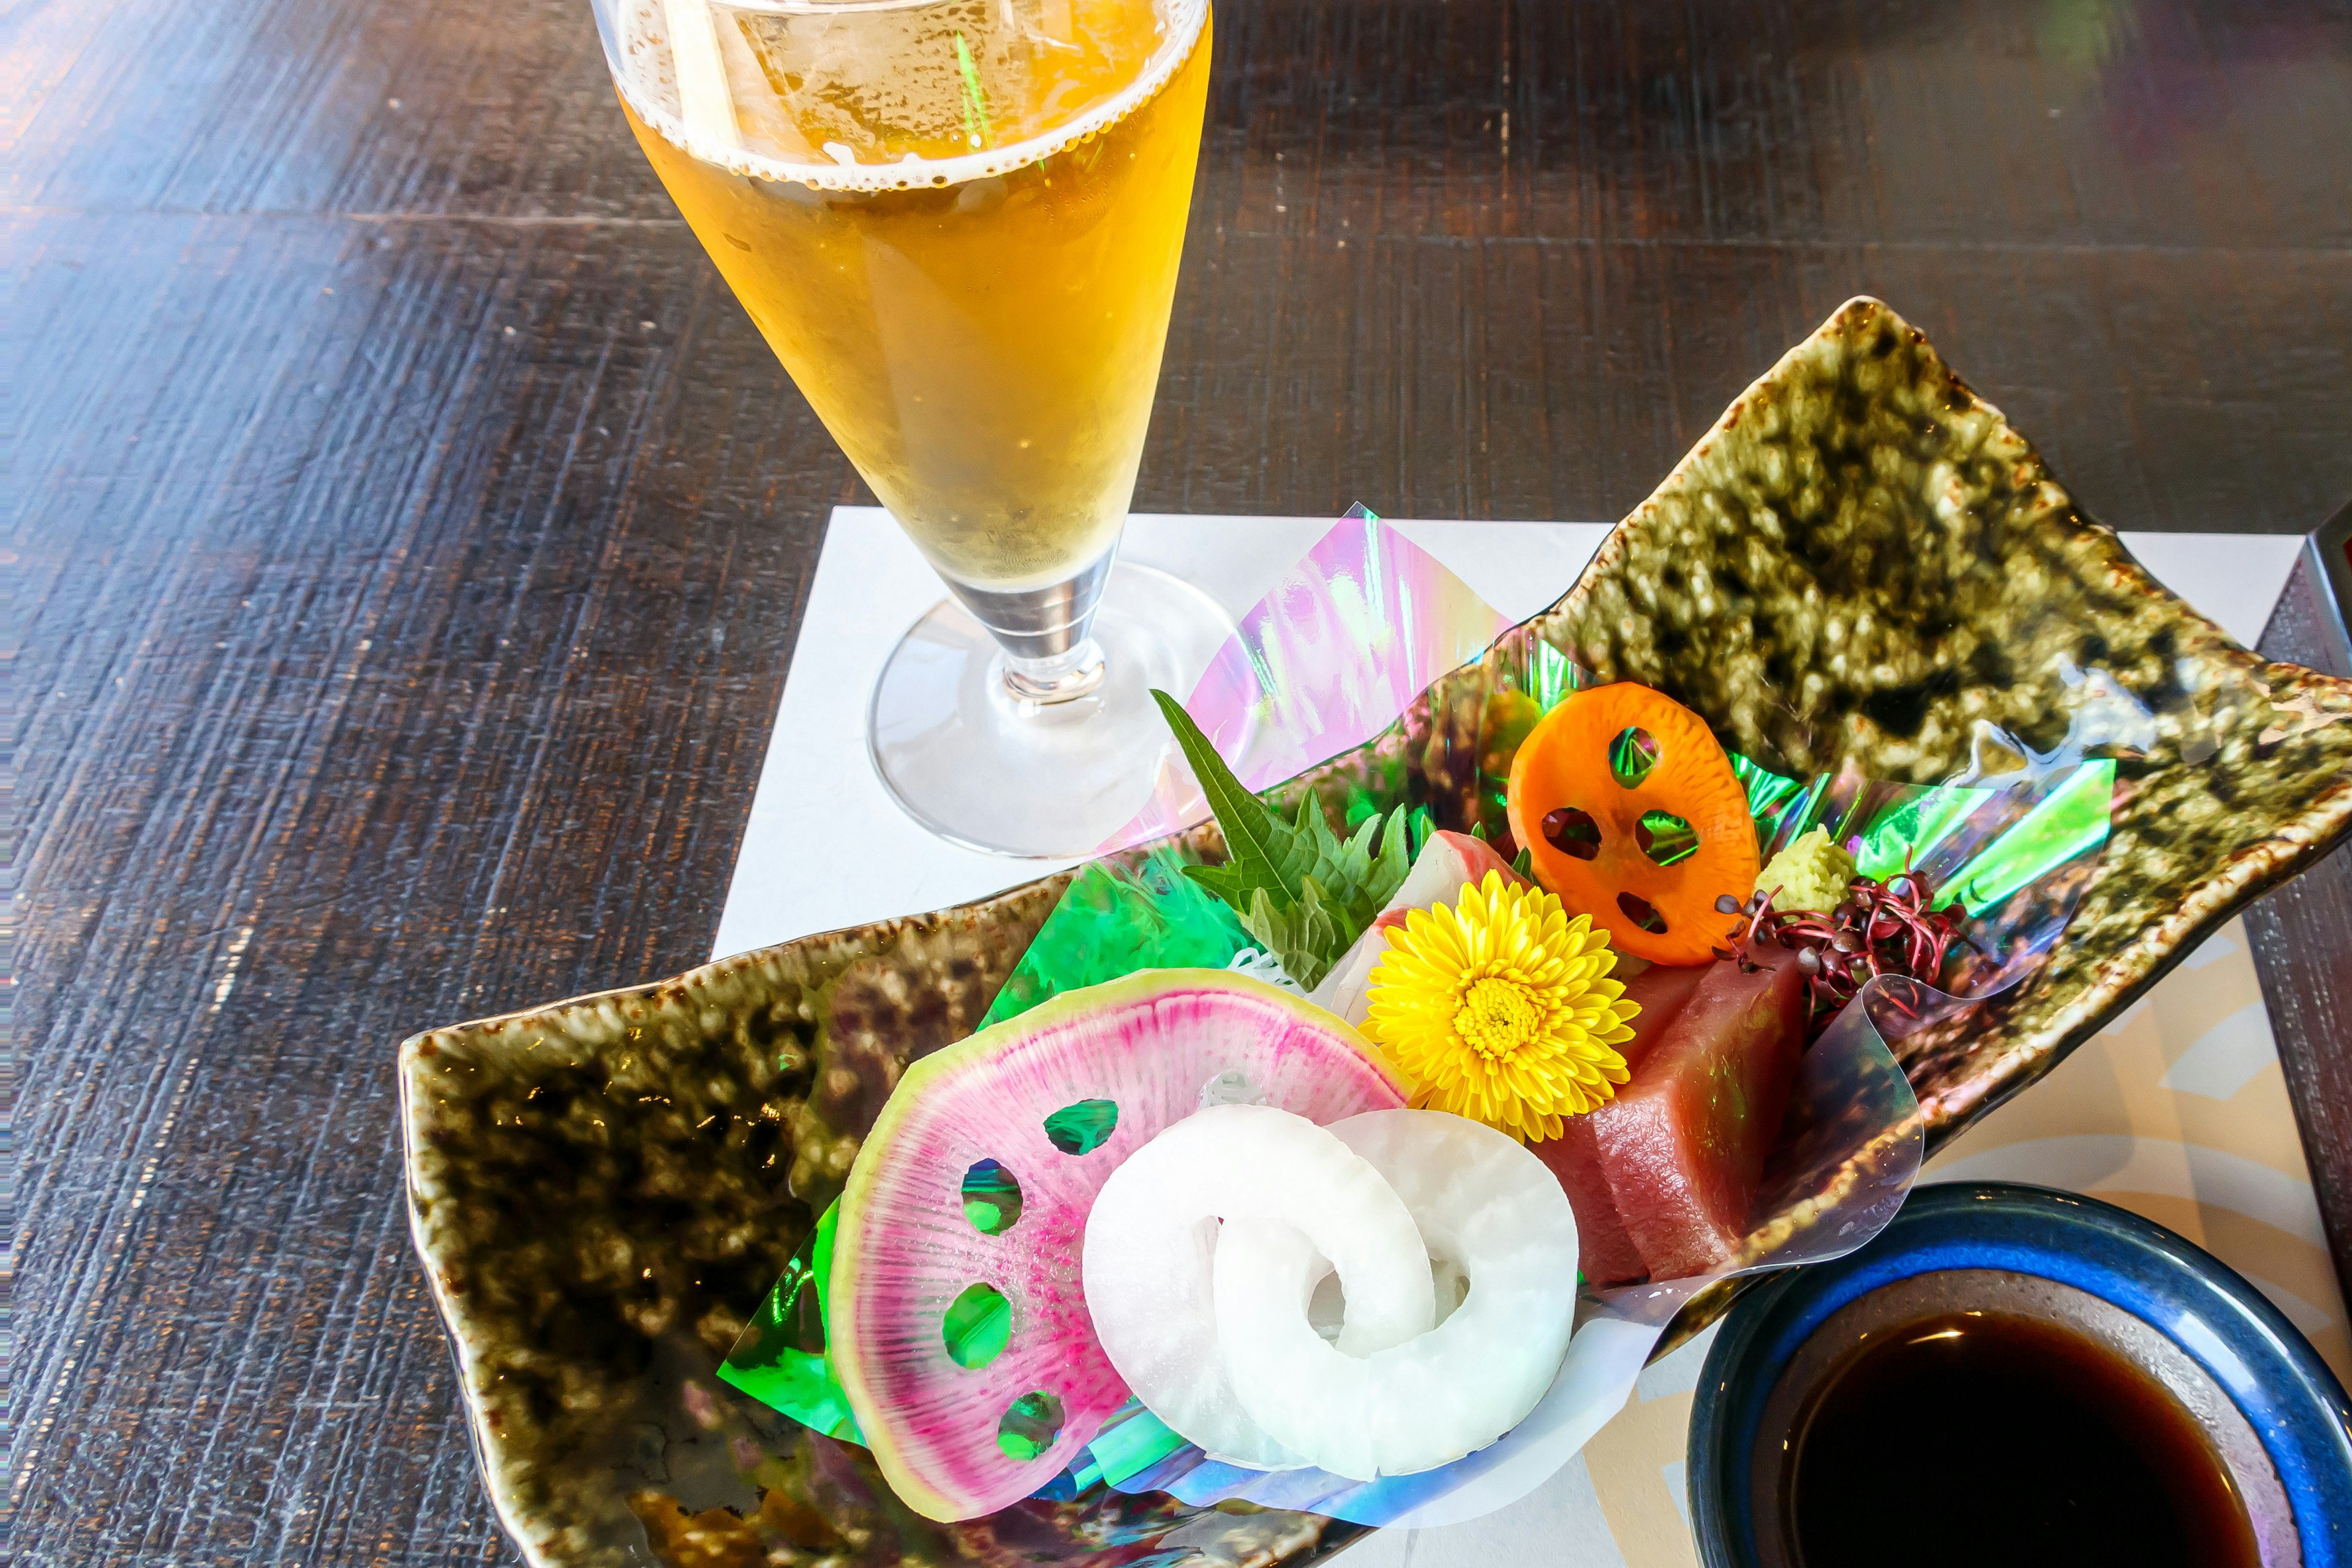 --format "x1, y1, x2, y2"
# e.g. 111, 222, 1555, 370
869, 563, 1239, 858
865, 564, 1232, 860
